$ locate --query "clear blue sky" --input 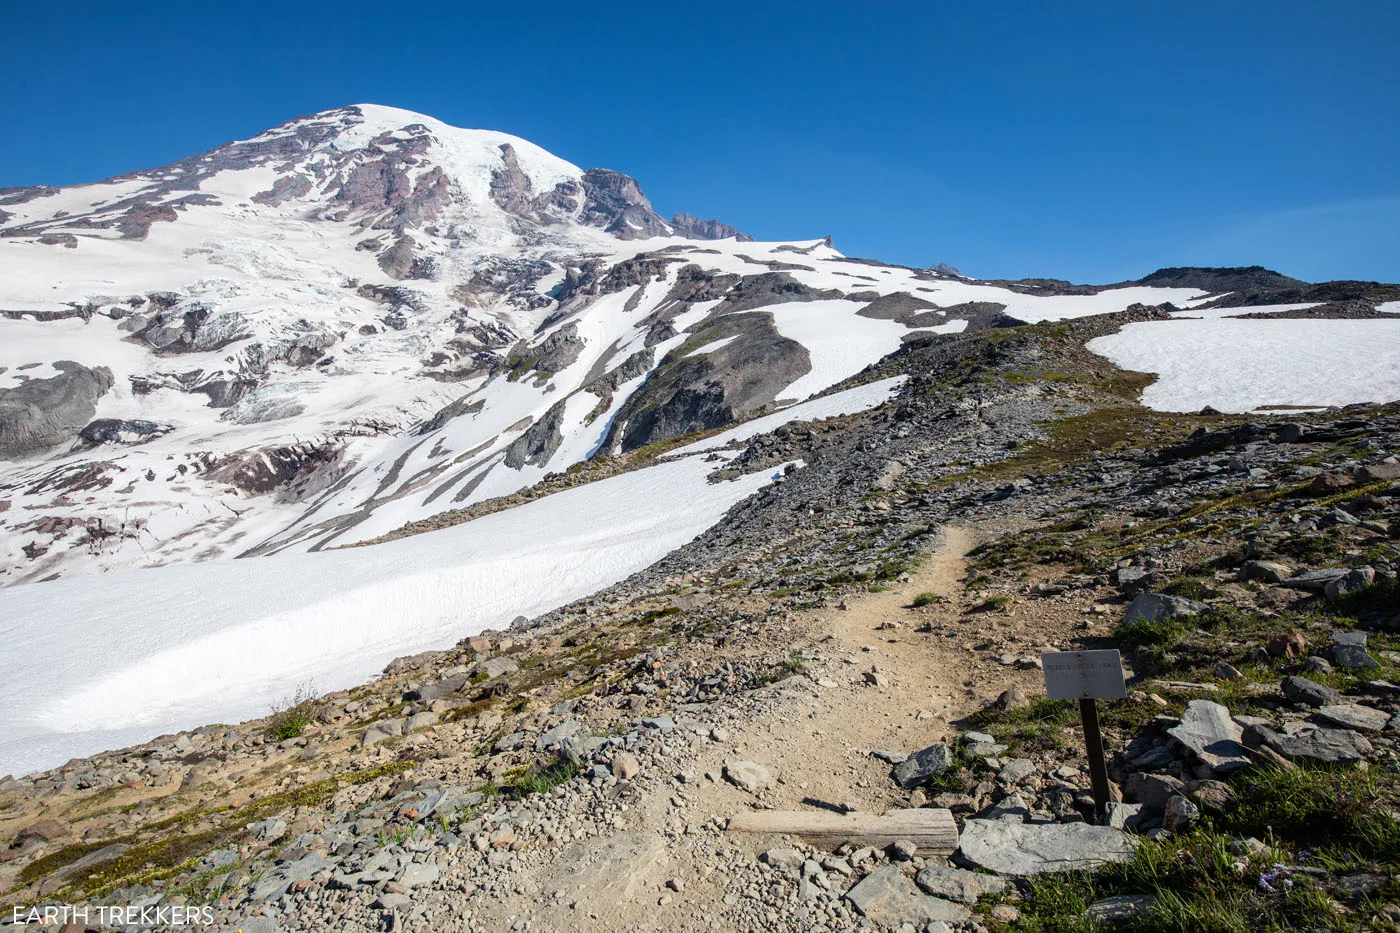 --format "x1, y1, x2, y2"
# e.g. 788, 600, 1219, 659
5, 1, 1398, 283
